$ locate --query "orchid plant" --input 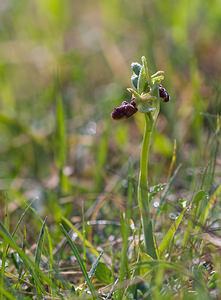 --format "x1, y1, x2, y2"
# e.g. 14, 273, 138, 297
112, 56, 170, 258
